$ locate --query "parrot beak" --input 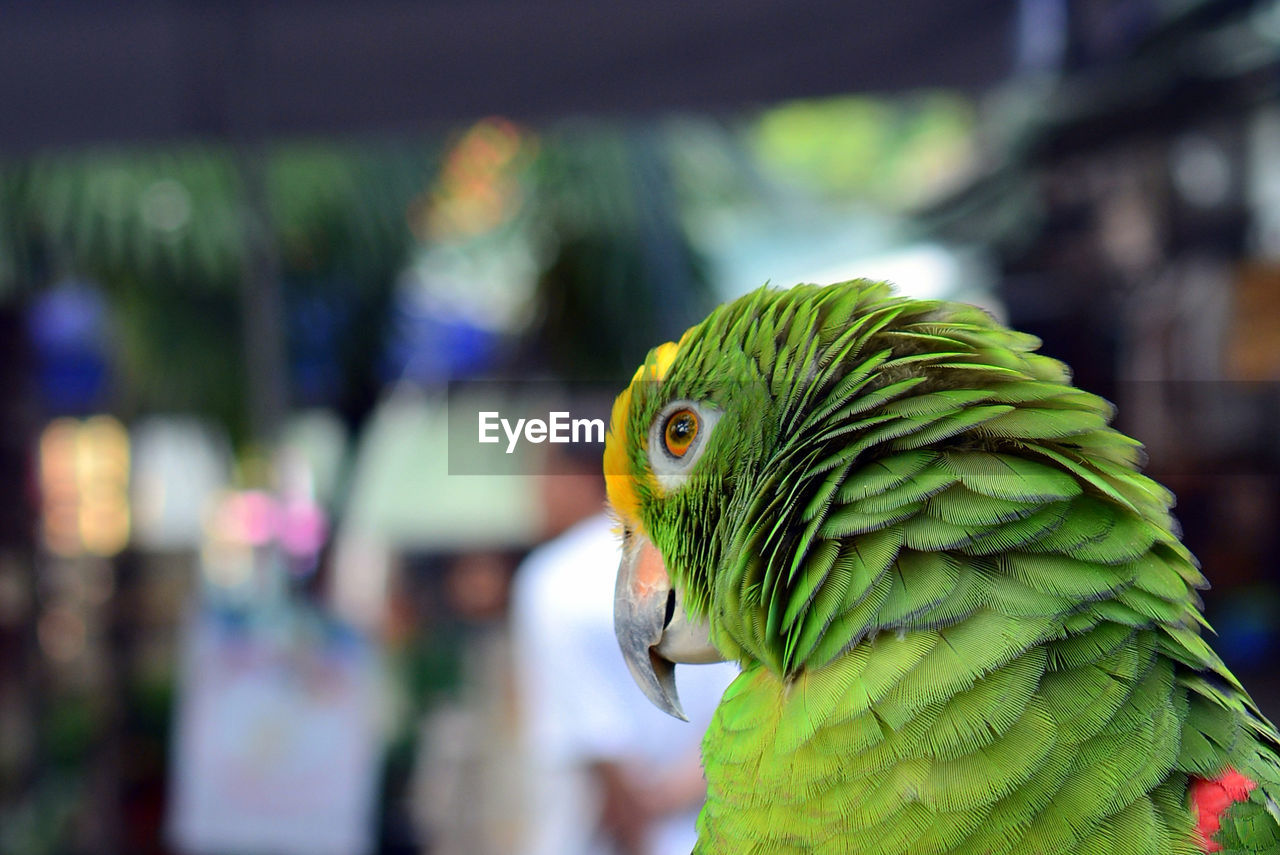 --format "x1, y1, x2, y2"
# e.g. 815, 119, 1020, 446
614, 531, 721, 721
